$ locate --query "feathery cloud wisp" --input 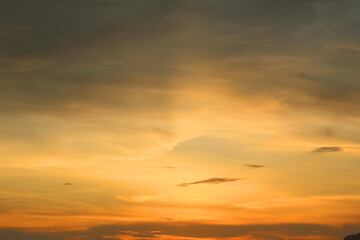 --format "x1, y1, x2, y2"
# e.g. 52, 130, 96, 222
245, 164, 265, 168
178, 177, 241, 187
313, 147, 342, 153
